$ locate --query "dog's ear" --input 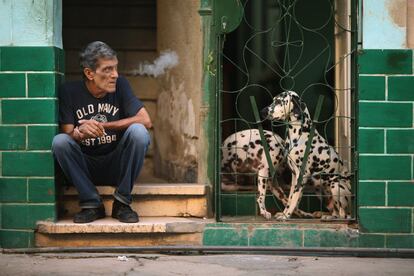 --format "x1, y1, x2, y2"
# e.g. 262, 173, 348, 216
291, 94, 303, 119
